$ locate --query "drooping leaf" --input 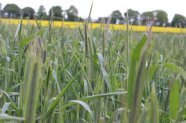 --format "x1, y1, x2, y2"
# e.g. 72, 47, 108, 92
0, 113, 24, 121
69, 100, 93, 118
164, 63, 186, 80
